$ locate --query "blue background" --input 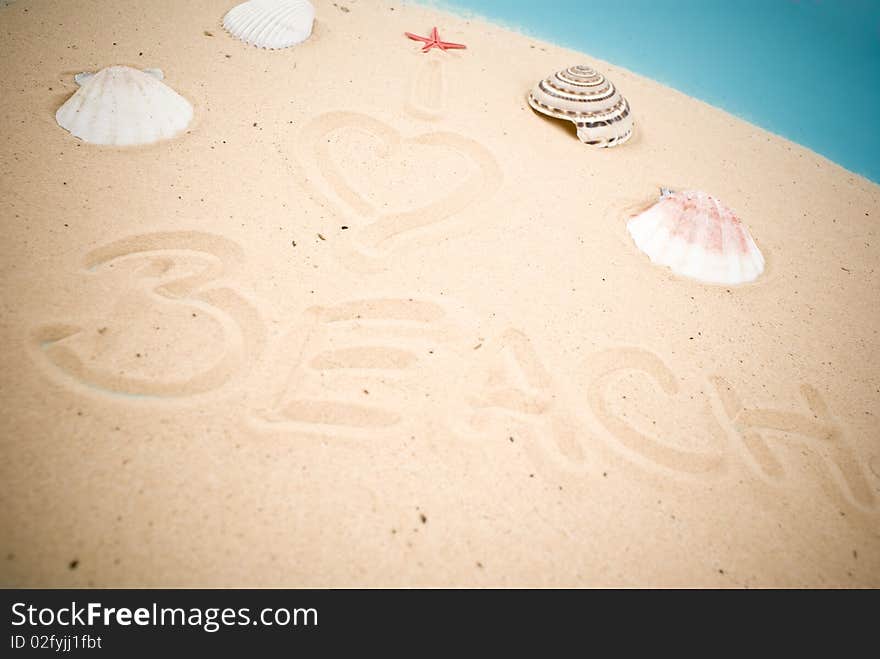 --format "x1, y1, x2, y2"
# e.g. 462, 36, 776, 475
426, 0, 880, 183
